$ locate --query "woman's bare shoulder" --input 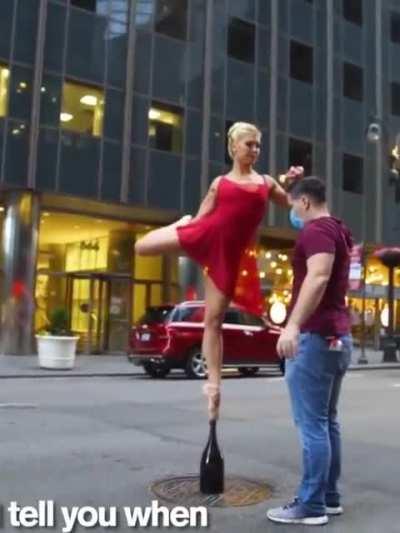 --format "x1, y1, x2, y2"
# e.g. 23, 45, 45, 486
210, 175, 223, 191
263, 174, 276, 186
